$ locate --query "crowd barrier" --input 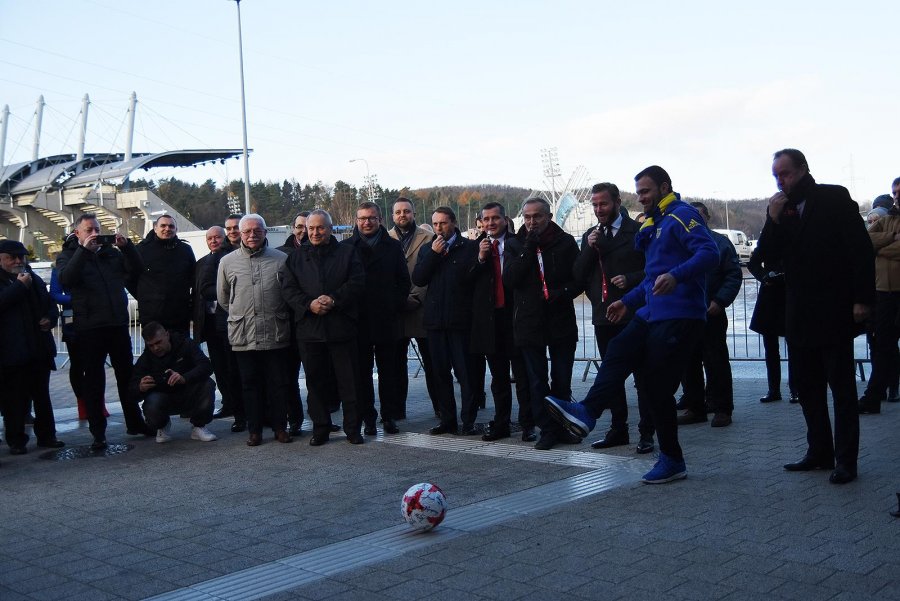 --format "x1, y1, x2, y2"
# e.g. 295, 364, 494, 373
51, 276, 871, 380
